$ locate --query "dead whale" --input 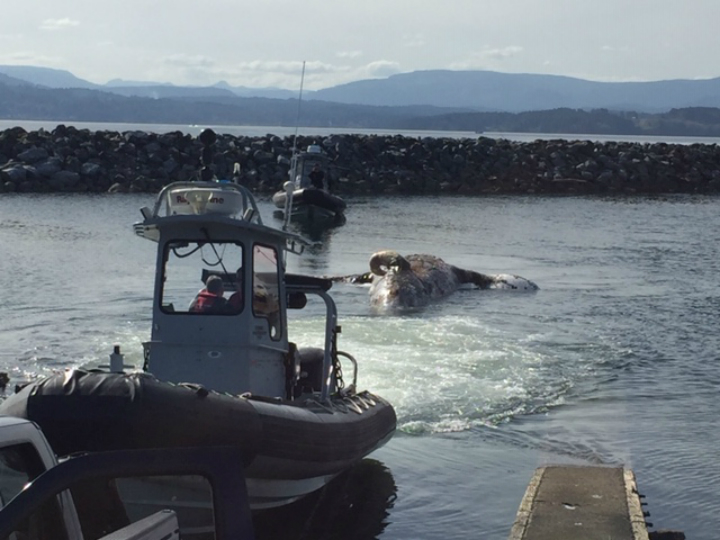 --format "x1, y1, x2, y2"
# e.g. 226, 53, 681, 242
334, 250, 538, 312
